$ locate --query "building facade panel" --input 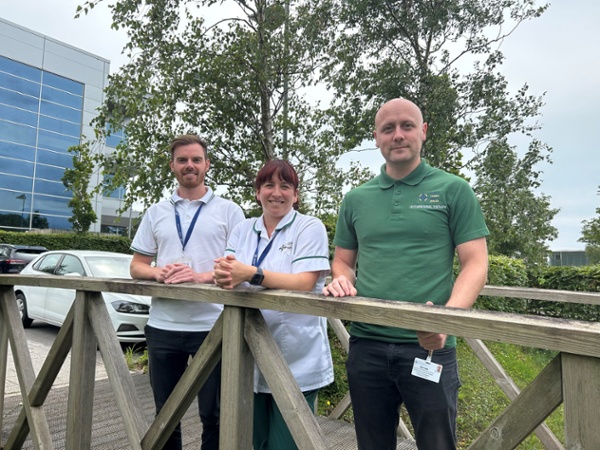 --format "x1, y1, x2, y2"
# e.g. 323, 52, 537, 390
0, 17, 134, 235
